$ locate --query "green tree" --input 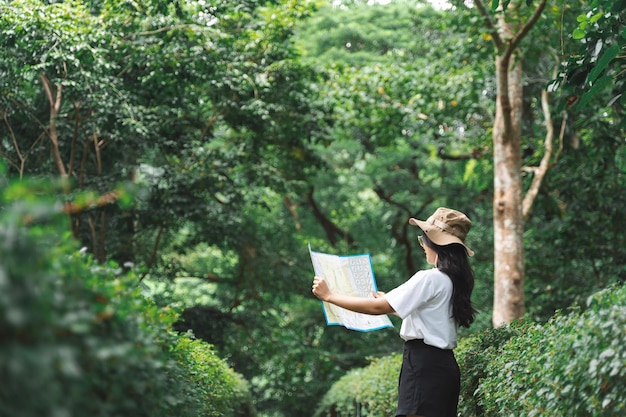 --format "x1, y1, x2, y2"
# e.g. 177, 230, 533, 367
0, 0, 322, 266
3, 1, 624, 416
1, 1, 327, 415
557, 0, 626, 125
445, 0, 595, 326
297, 0, 496, 327
295, 0, 425, 66
0, 172, 252, 417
